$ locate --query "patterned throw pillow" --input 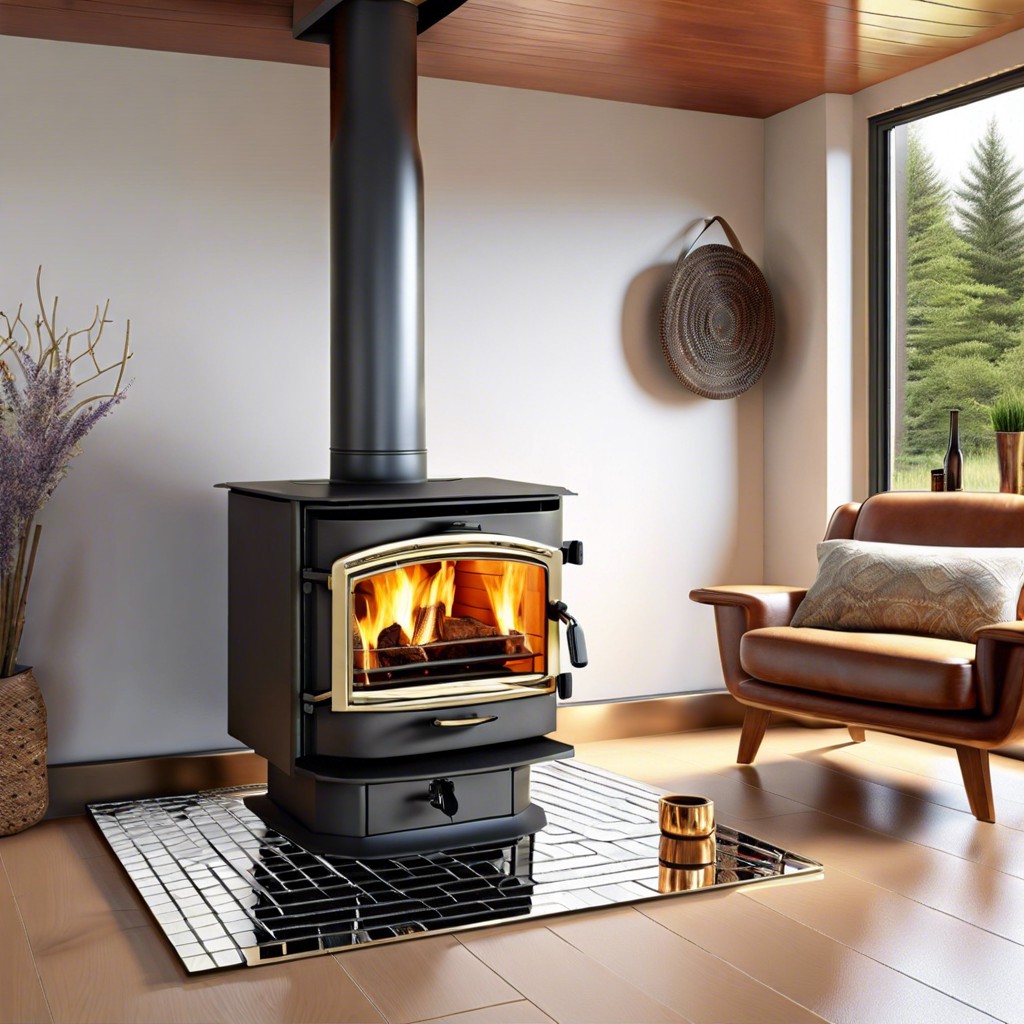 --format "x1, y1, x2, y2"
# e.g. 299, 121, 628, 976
790, 540, 1024, 642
